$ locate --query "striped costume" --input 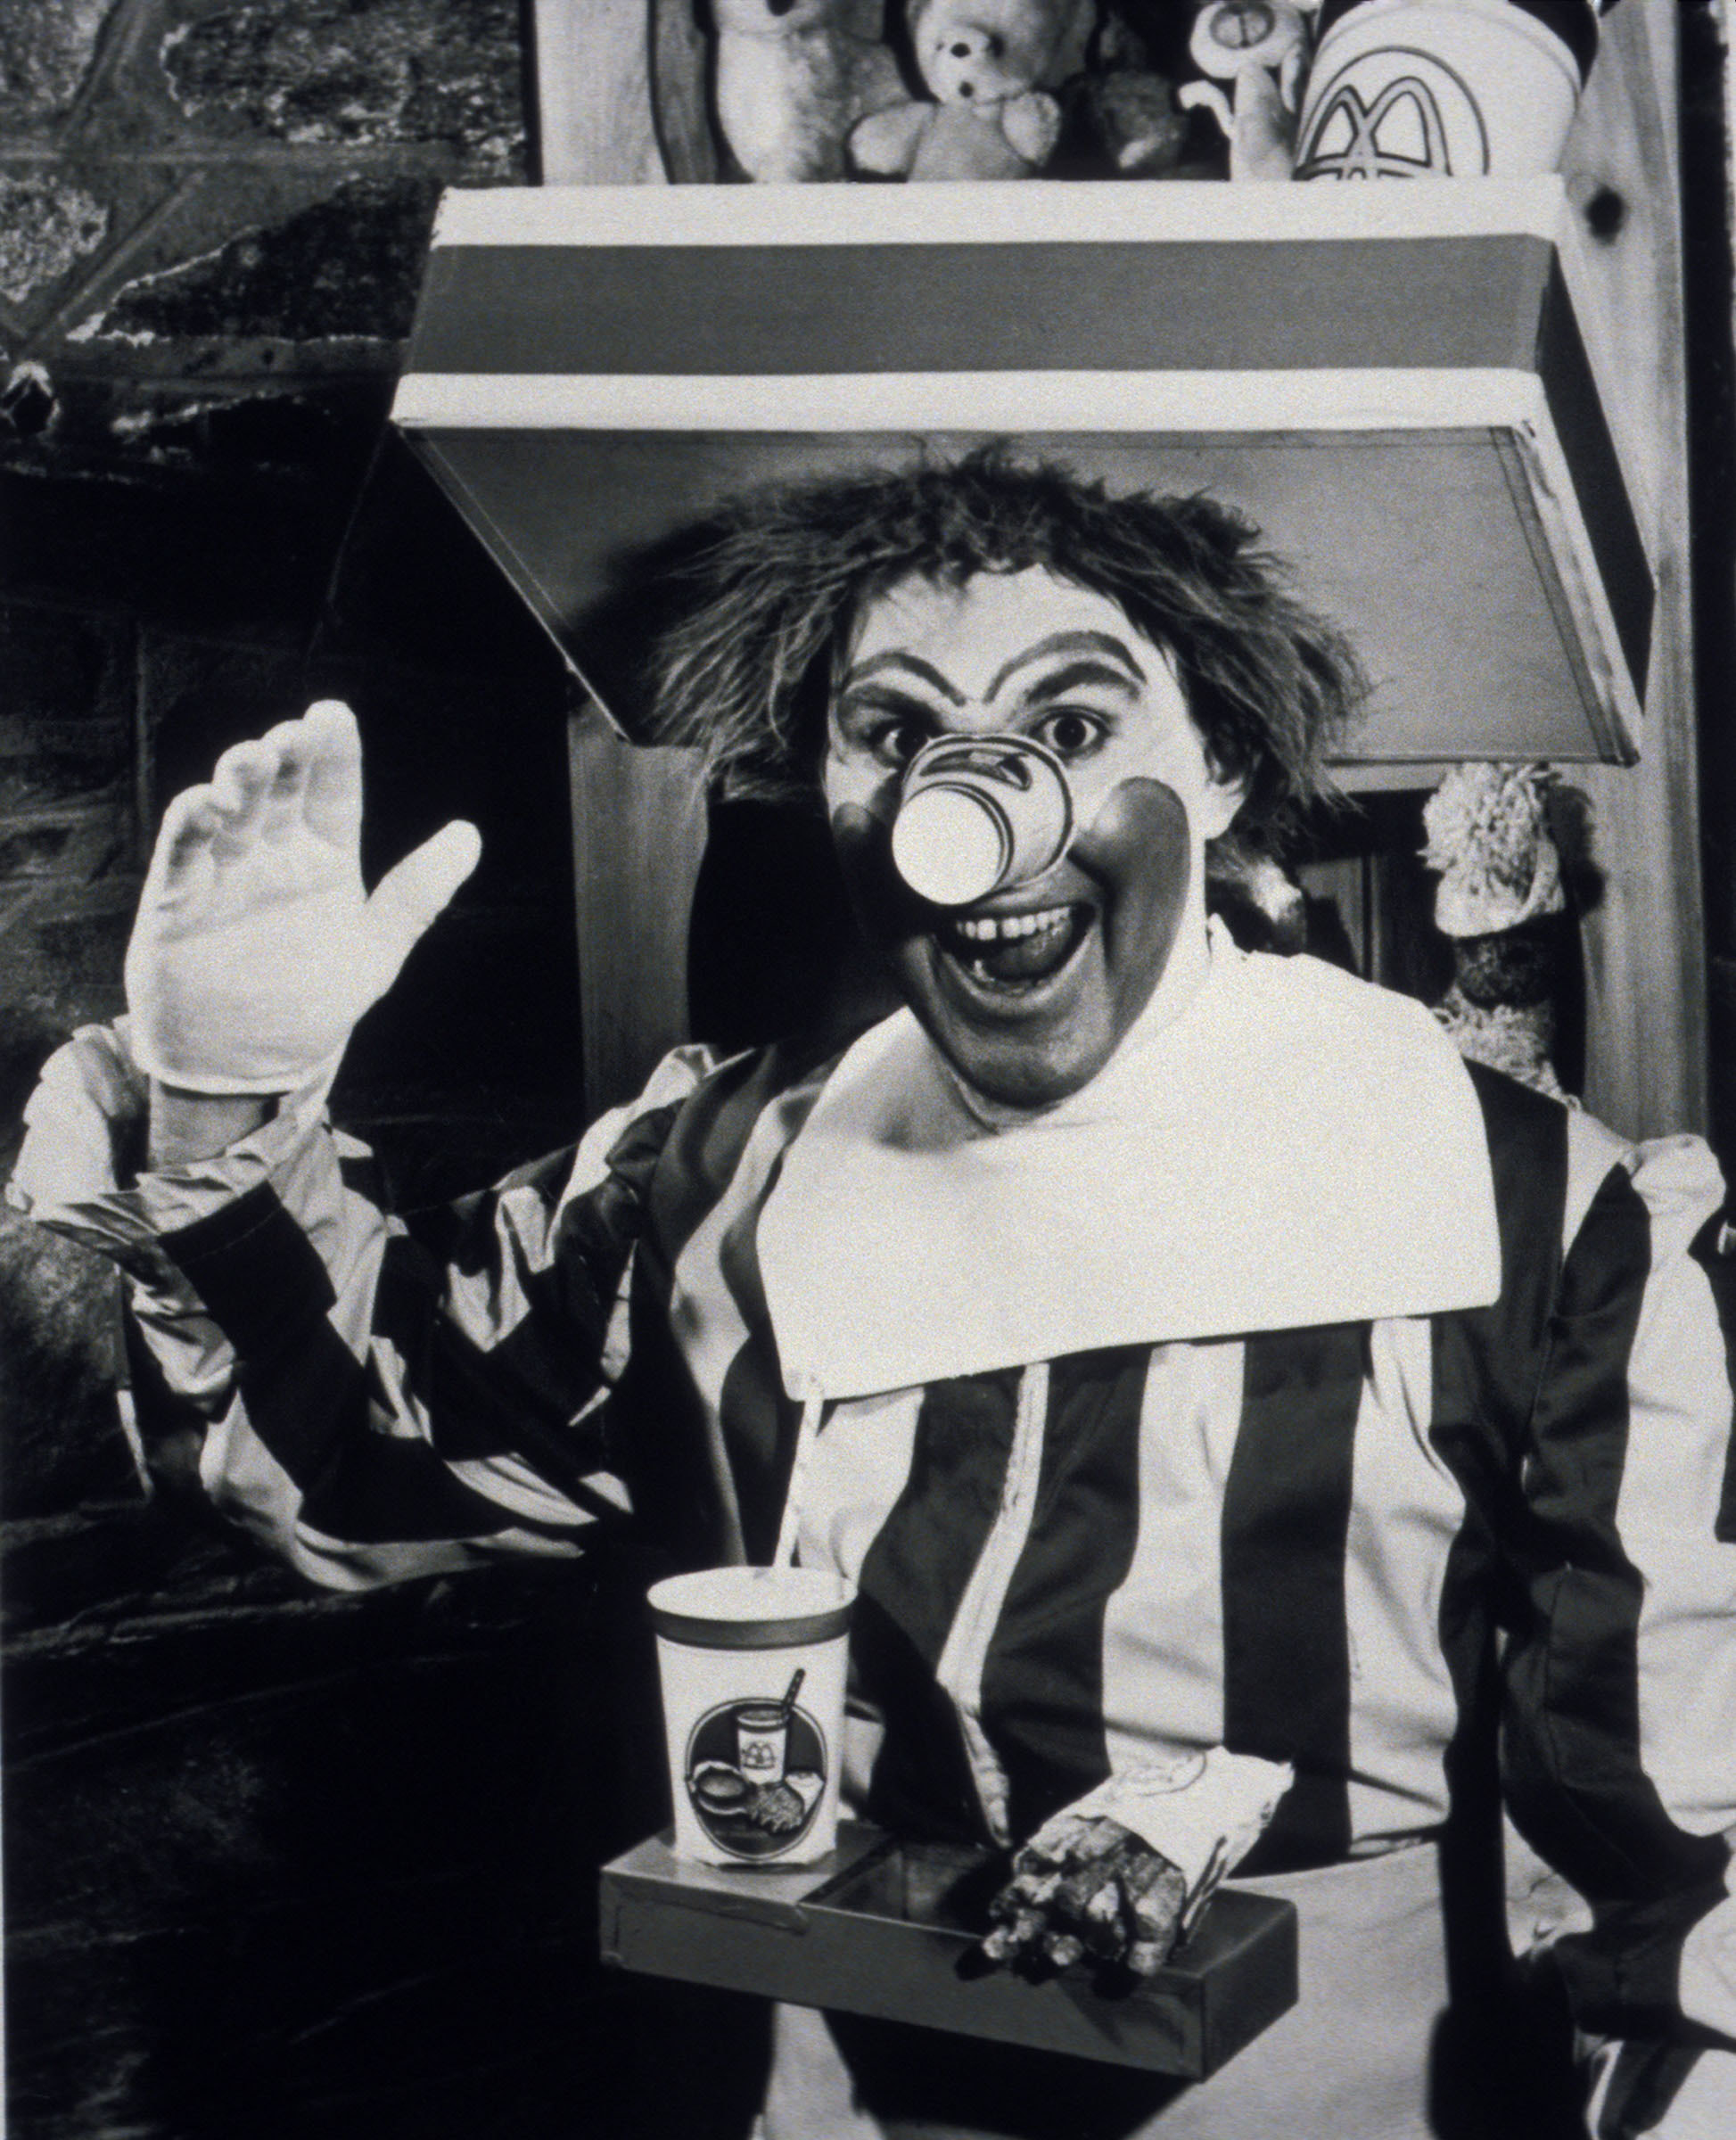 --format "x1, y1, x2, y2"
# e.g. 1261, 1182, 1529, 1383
14, 934, 1736, 2137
